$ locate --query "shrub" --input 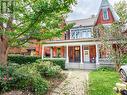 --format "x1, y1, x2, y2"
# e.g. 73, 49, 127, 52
32, 76, 48, 95
8, 55, 41, 65
36, 61, 62, 77
0, 65, 19, 92
0, 64, 49, 95
42, 59, 65, 69
13, 64, 49, 95
0, 59, 63, 94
